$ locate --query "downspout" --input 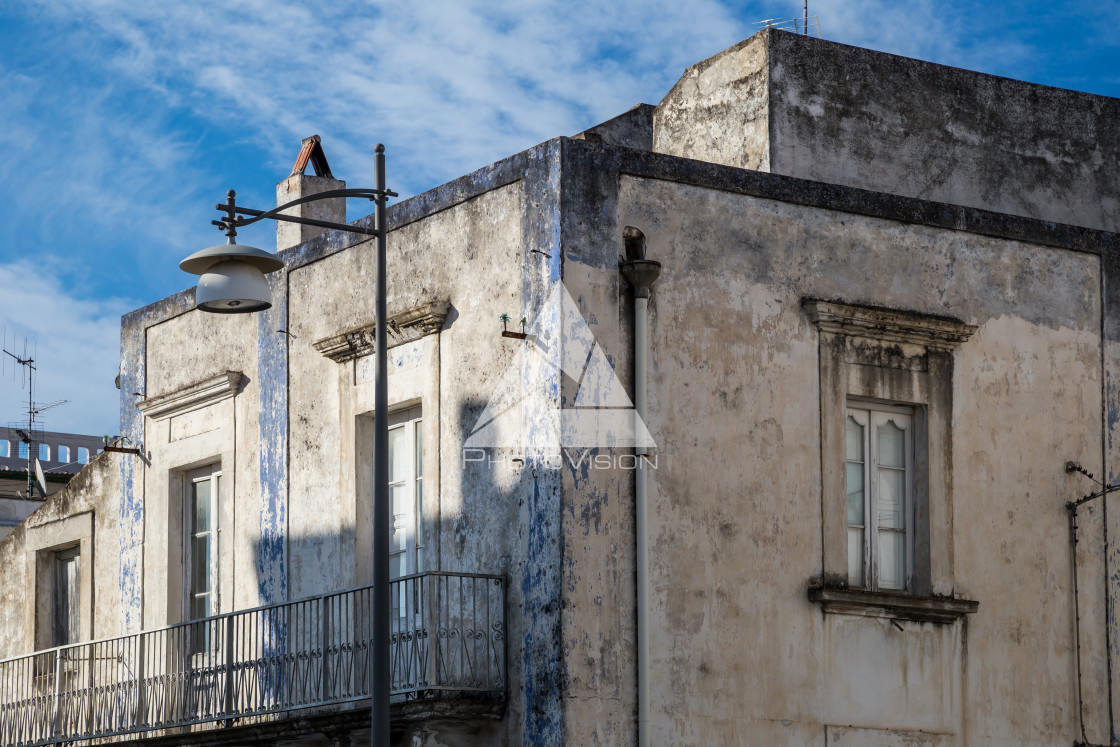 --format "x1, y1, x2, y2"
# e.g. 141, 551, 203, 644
621, 227, 661, 747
